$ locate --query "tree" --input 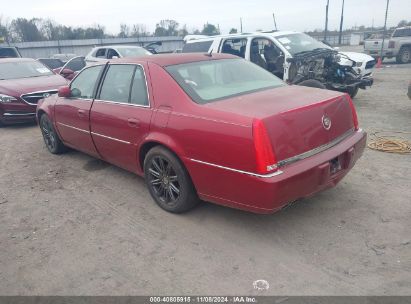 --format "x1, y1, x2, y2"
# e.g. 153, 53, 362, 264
11, 18, 45, 42
154, 19, 179, 36
118, 23, 130, 38
229, 28, 237, 34
131, 24, 149, 37
397, 20, 408, 27
201, 23, 220, 36
0, 16, 11, 42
